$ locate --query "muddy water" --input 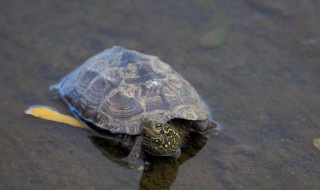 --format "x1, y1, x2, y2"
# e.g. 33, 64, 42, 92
1, 0, 320, 189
